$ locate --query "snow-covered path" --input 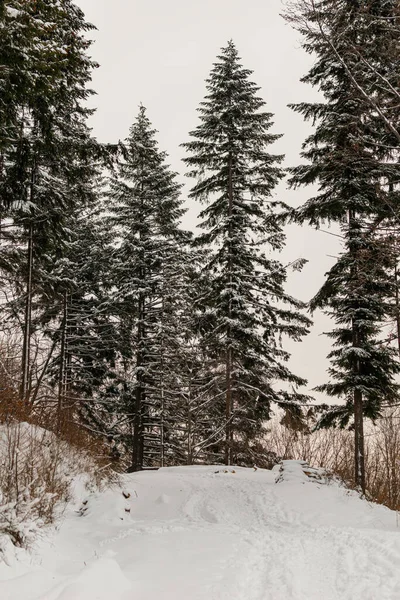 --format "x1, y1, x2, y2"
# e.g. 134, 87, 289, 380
2, 463, 400, 599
